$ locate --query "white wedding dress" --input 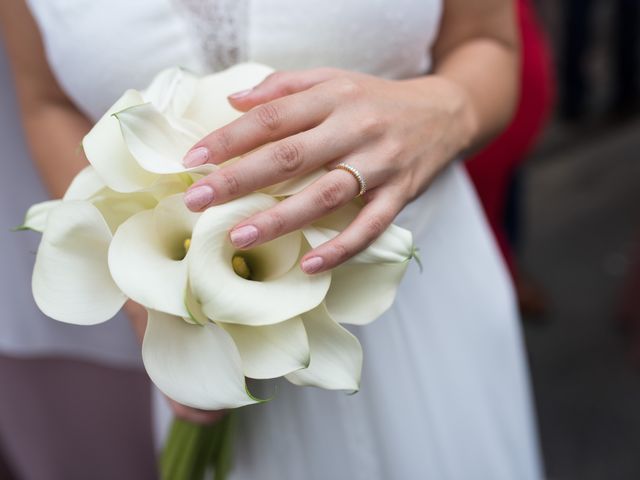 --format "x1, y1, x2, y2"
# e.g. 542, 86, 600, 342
23, 0, 543, 478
